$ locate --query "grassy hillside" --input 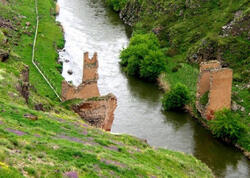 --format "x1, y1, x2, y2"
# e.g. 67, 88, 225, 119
0, 95, 213, 177
0, 0, 214, 177
104, 0, 250, 152
0, 0, 63, 100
